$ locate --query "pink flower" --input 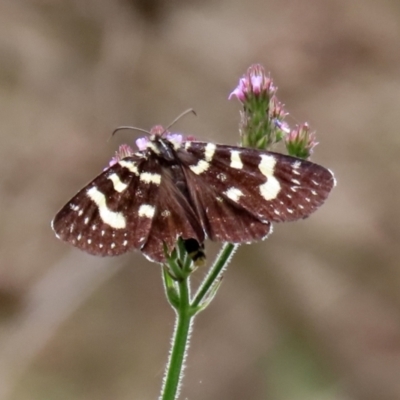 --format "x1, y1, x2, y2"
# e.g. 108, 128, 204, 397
250, 74, 263, 94
166, 133, 183, 147
285, 123, 318, 159
108, 144, 134, 167
136, 137, 149, 151
228, 77, 247, 102
149, 125, 164, 137
269, 96, 287, 121
229, 64, 275, 102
